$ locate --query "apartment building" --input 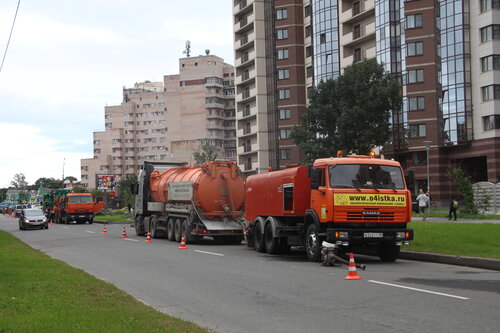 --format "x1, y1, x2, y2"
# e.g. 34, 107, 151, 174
233, 0, 500, 205
81, 55, 236, 190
